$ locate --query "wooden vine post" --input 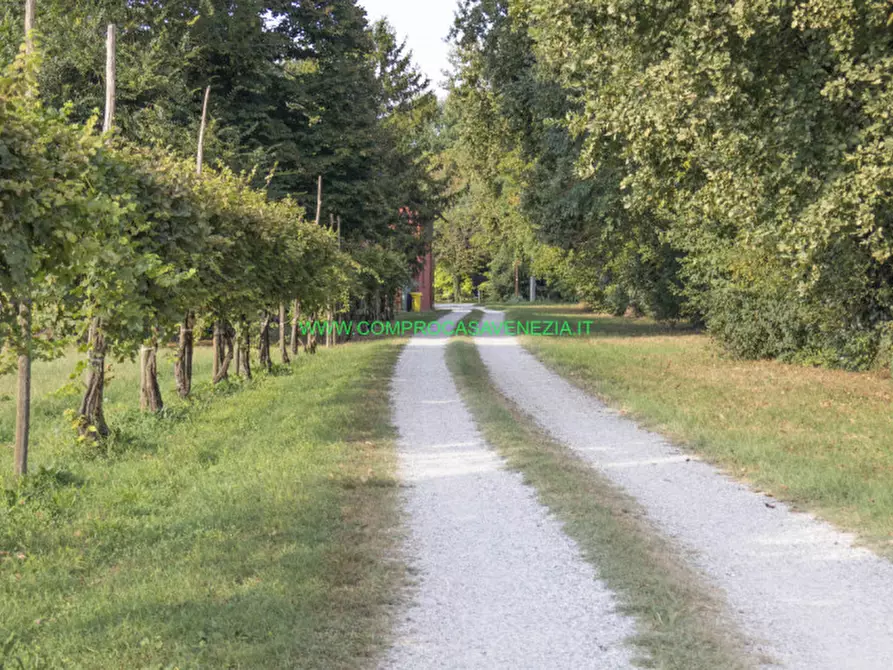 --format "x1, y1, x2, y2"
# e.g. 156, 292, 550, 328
326, 214, 335, 348
139, 339, 163, 413
302, 176, 323, 354
23, 0, 35, 52
288, 176, 323, 356
175, 86, 210, 397
278, 192, 292, 363
102, 24, 115, 134
79, 22, 116, 436
329, 215, 342, 346
196, 85, 210, 176
514, 259, 520, 299
315, 175, 323, 227
14, 0, 37, 476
